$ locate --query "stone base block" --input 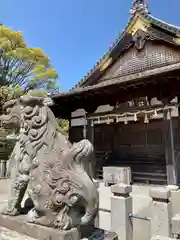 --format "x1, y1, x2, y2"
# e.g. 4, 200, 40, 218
167, 185, 179, 191
151, 237, 175, 240
0, 214, 80, 240
149, 187, 171, 200
103, 167, 132, 186
0, 214, 118, 240
172, 213, 180, 235
171, 190, 180, 216
111, 183, 132, 195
